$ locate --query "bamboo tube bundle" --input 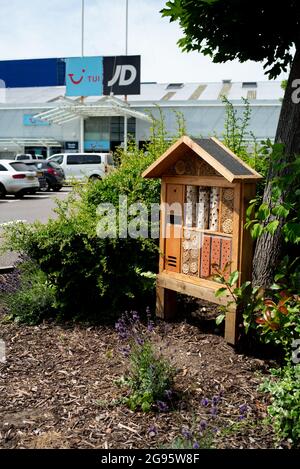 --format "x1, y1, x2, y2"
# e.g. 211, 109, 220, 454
197, 187, 210, 229
185, 186, 198, 227
209, 187, 220, 231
